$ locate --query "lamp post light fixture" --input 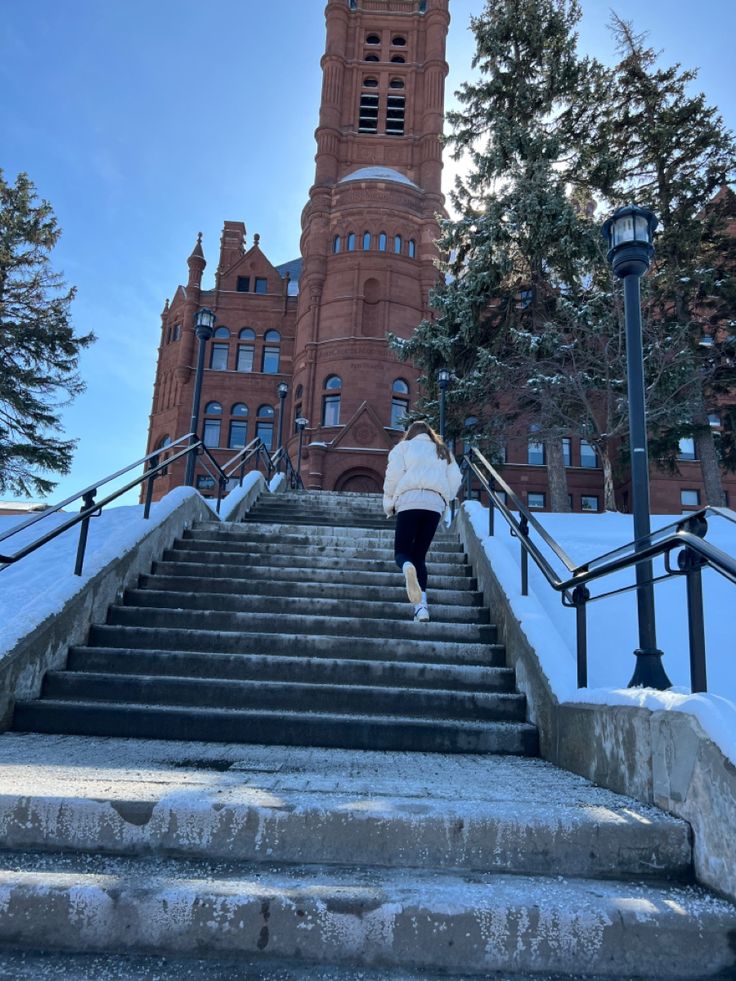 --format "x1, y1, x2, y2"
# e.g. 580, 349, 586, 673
295, 416, 309, 487
602, 204, 671, 690
437, 368, 451, 442
185, 307, 216, 487
276, 381, 289, 468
